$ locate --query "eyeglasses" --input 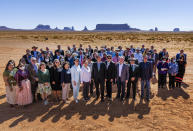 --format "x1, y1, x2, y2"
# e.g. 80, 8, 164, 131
107, 57, 111, 59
